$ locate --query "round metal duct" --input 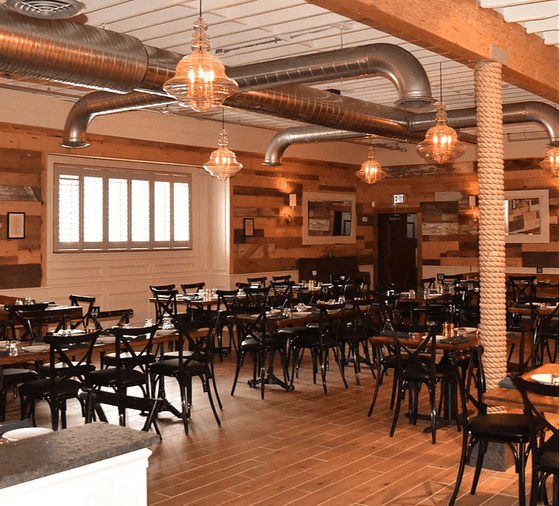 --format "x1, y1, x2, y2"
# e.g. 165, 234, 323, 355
6, 0, 85, 19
